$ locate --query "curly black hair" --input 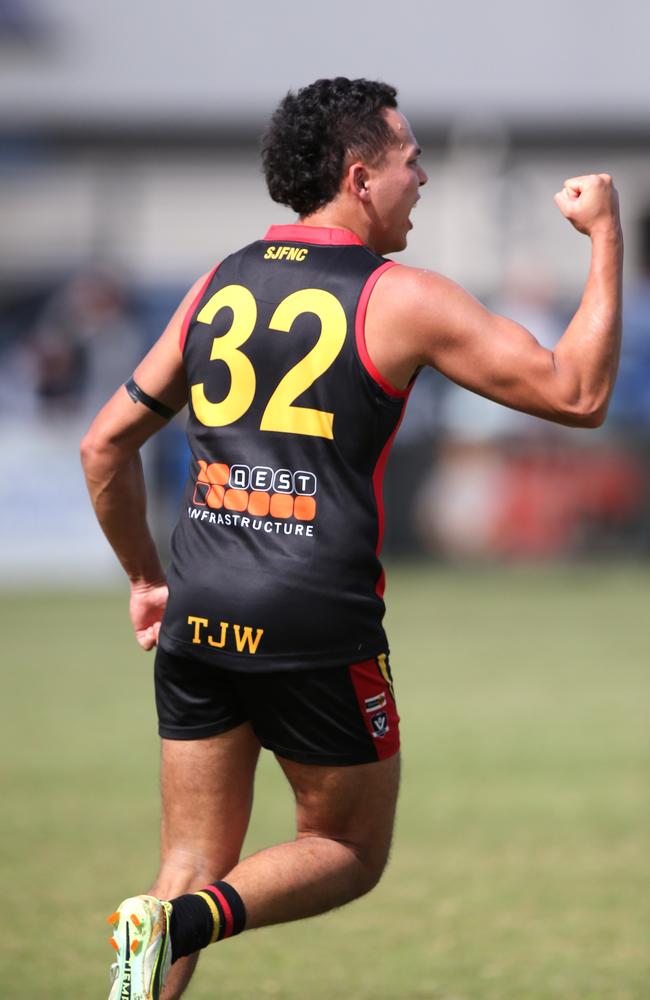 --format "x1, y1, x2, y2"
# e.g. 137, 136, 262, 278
261, 77, 399, 217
